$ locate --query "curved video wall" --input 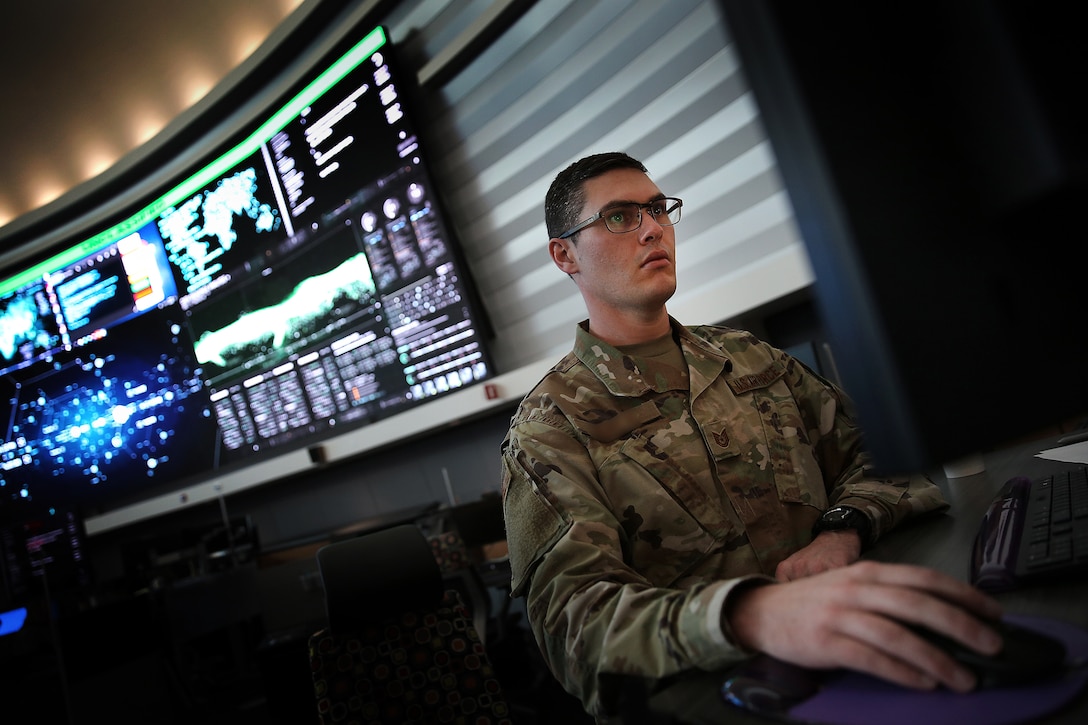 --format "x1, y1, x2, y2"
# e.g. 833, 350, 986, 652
0, 24, 494, 523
